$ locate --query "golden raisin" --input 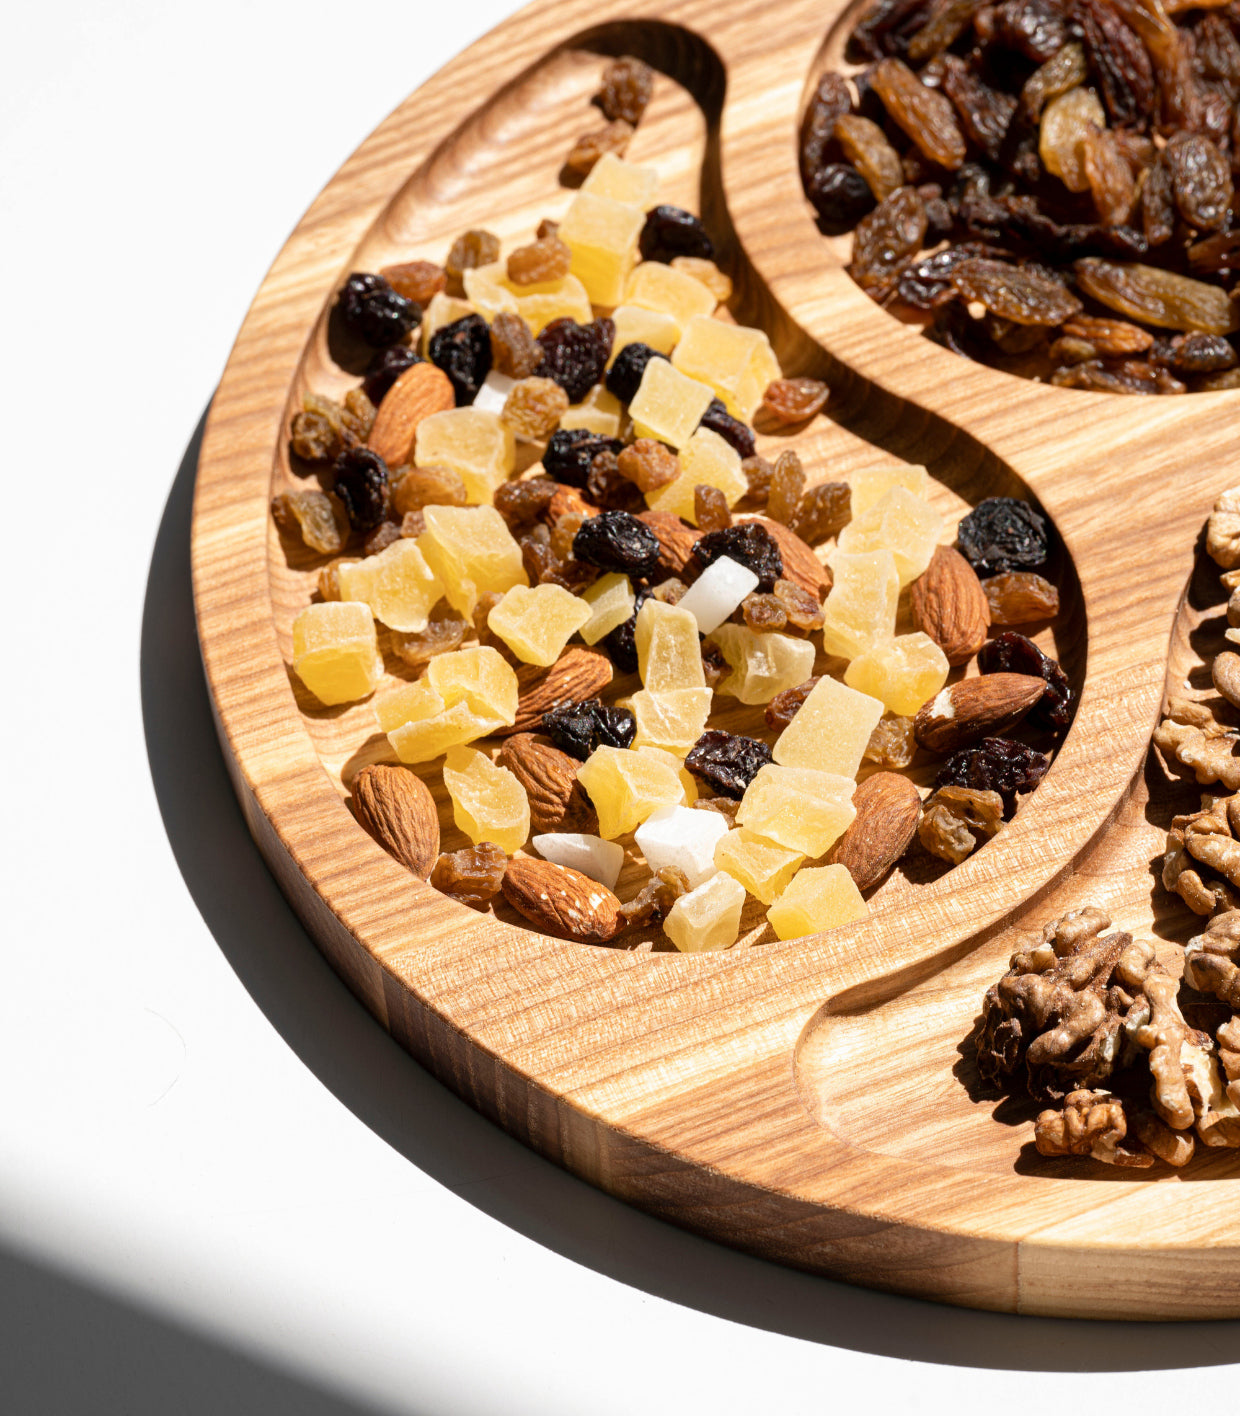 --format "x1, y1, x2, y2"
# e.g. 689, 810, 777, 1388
318, 557, 361, 601
390, 465, 468, 514
271, 490, 348, 554
507, 235, 572, 287
650, 577, 689, 605
493, 476, 557, 530
341, 386, 376, 443
764, 677, 821, 730
741, 454, 774, 502
761, 378, 830, 425
773, 577, 825, 632
550, 511, 588, 560
617, 438, 680, 492
489, 311, 543, 379
565, 120, 634, 177
291, 392, 350, 462
742, 592, 787, 632
430, 842, 508, 908
363, 520, 402, 556
379, 259, 446, 305
502, 377, 569, 441
694, 484, 732, 532
597, 56, 655, 126
391, 604, 468, 668
766, 449, 806, 525
445, 229, 501, 297
792, 481, 851, 544
865, 713, 917, 769
982, 571, 1060, 624
1060, 315, 1153, 355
